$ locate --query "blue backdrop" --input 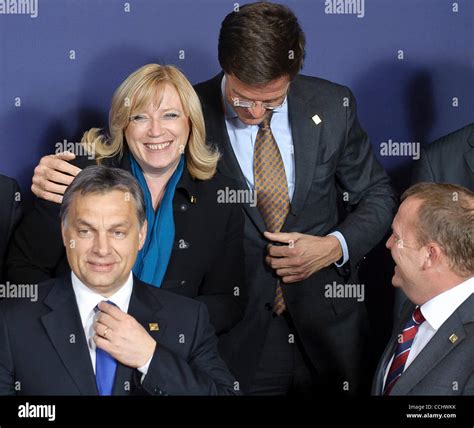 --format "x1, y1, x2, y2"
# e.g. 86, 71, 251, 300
1, 0, 473, 197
